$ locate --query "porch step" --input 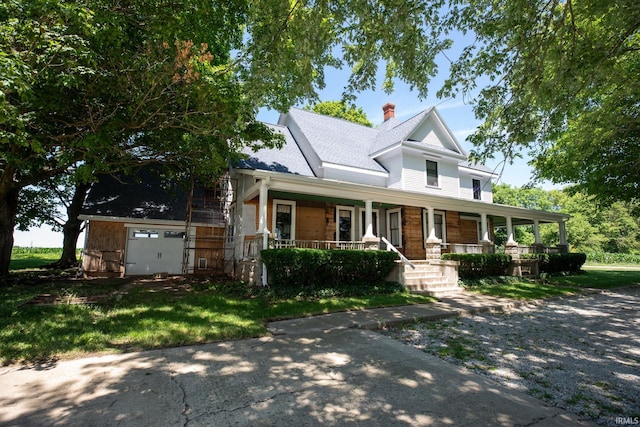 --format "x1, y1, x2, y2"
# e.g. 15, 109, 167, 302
402, 260, 461, 297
